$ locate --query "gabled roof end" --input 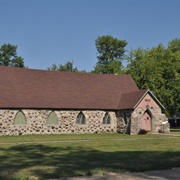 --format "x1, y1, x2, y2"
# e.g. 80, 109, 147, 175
133, 90, 165, 109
